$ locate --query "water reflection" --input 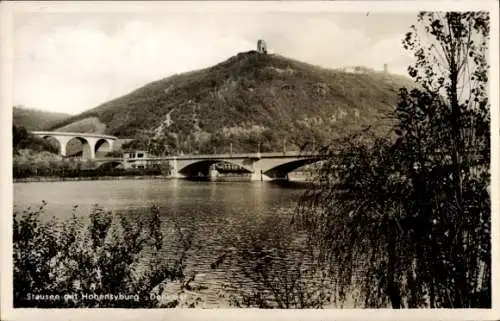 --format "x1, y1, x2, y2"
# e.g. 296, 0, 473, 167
14, 179, 314, 307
